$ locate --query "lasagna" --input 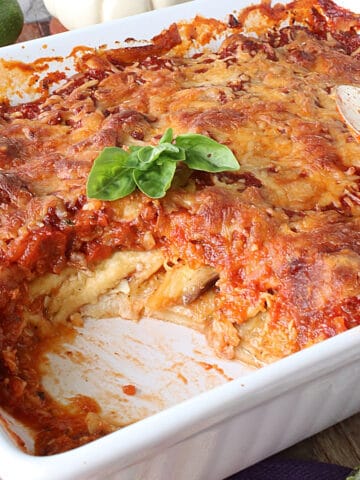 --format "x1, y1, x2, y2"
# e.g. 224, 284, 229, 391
0, 0, 359, 455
